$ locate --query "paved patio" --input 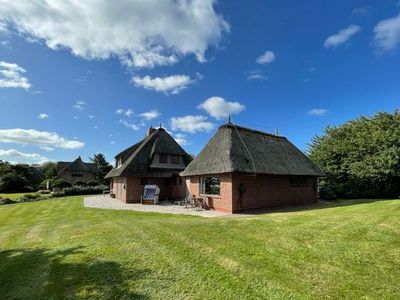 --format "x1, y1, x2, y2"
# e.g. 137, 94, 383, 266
83, 195, 230, 218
